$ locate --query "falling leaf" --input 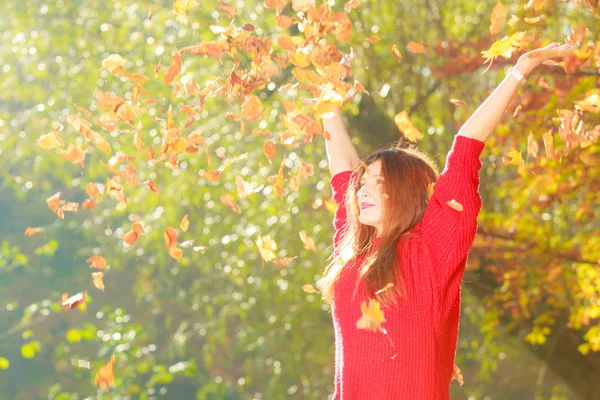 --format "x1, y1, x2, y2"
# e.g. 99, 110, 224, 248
95, 355, 115, 388
390, 44, 402, 63
503, 148, 525, 166
574, 89, 600, 114
123, 230, 139, 246
507, 14, 520, 26
450, 99, 468, 108
87, 255, 107, 269
164, 52, 182, 84
375, 282, 394, 295
101, 54, 127, 73
292, 0, 314, 12
61, 291, 87, 311
241, 95, 263, 122
92, 272, 105, 291
203, 170, 221, 183
180, 215, 190, 232
86, 182, 103, 198
25, 227, 45, 236
345, 0, 360, 9
481, 31, 526, 64
264, 141, 276, 160
527, 133, 539, 159
277, 15, 293, 29
173, 0, 198, 24
513, 104, 523, 117
46, 192, 62, 213
236, 176, 252, 198
37, 126, 64, 149
299, 231, 316, 251
148, 8, 153, 20
216, 1, 238, 18
427, 182, 435, 199
524, 0, 548, 10
451, 364, 464, 386
407, 41, 425, 54
490, 1, 506, 35
272, 256, 298, 267
394, 111, 424, 142
256, 235, 277, 262
220, 194, 241, 213
356, 299, 385, 331
524, 16, 543, 24
164, 228, 182, 260
447, 199, 464, 212
302, 284, 318, 293
193, 246, 208, 252
366, 37, 380, 44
